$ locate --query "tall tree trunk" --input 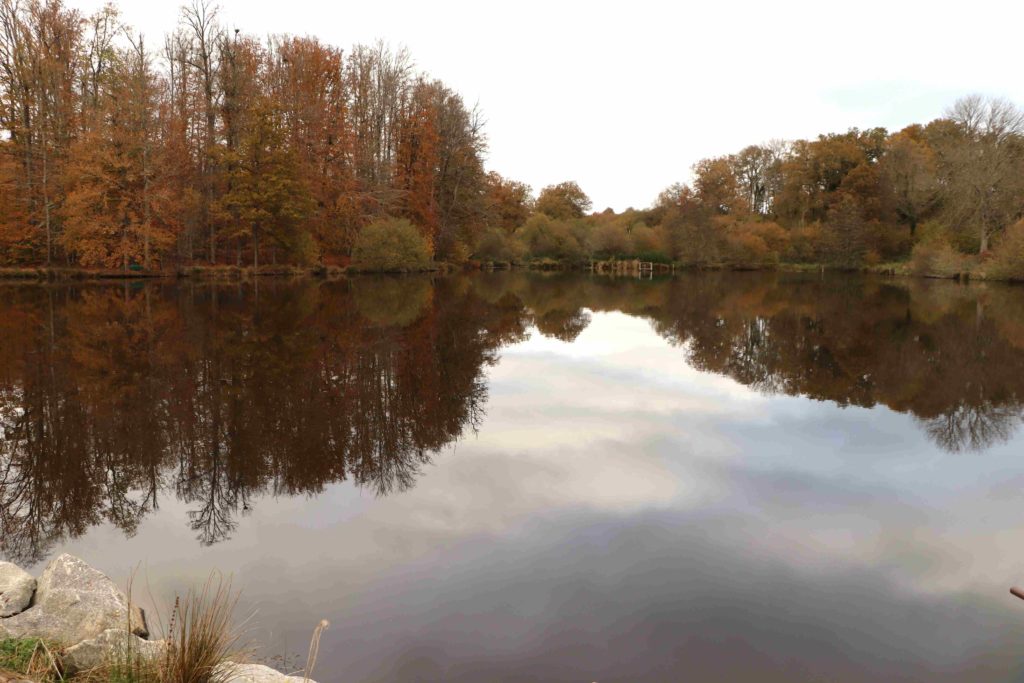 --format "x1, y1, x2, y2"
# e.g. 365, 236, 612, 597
252, 223, 259, 271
